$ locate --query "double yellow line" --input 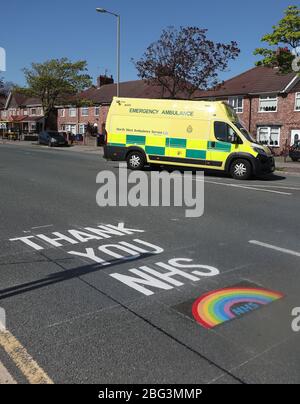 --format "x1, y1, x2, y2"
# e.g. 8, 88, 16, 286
0, 329, 53, 384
